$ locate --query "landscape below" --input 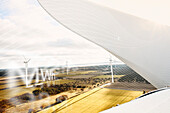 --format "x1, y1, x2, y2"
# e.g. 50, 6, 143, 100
0, 64, 156, 113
